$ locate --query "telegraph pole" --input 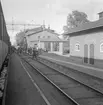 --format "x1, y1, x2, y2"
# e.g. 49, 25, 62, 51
12, 17, 14, 33
6, 18, 42, 32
